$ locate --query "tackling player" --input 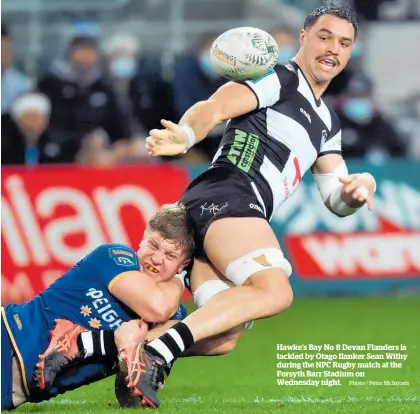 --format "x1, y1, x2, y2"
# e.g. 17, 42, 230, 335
0, 203, 194, 410
126, 3, 377, 408
32, 274, 249, 396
